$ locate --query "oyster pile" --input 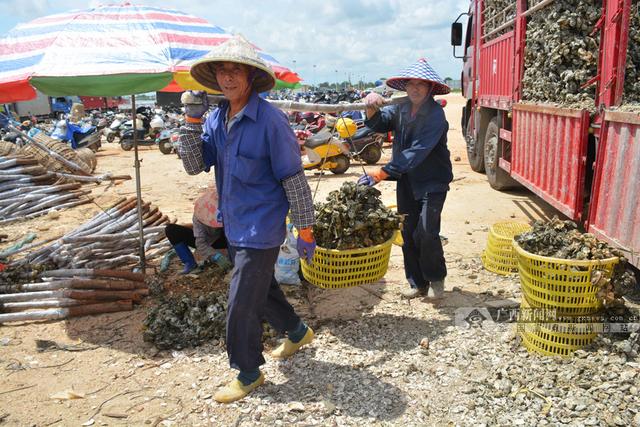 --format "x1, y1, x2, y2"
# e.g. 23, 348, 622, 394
515, 216, 620, 260
143, 292, 227, 350
482, 0, 516, 39
515, 216, 636, 305
313, 182, 402, 250
522, 0, 600, 107
623, 0, 640, 104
